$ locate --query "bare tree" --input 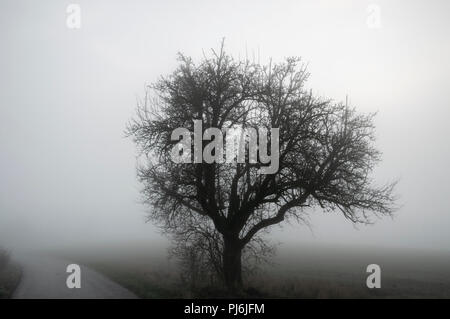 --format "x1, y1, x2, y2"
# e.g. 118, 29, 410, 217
168, 212, 274, 292
126, 43, 397, 292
